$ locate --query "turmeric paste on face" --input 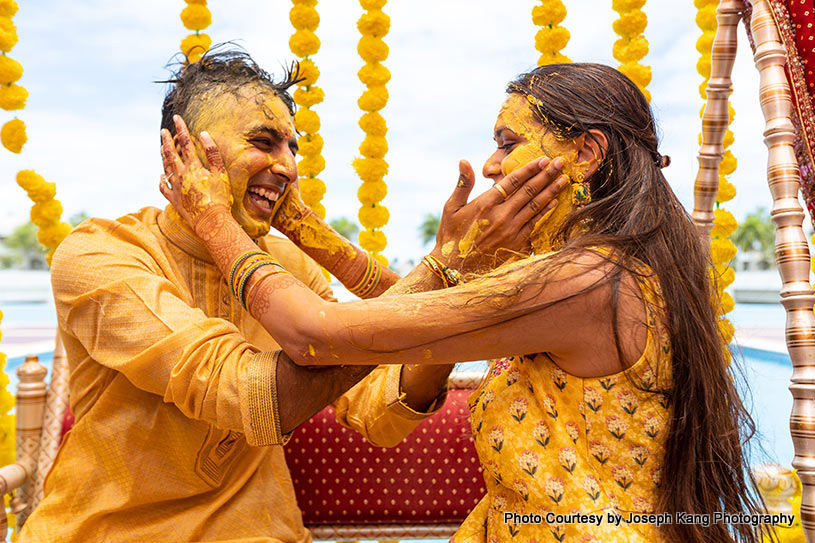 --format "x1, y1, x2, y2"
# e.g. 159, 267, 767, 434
495, 94, 592, 253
